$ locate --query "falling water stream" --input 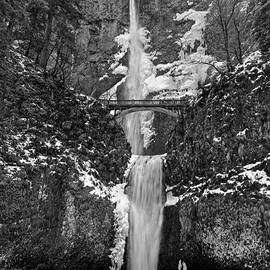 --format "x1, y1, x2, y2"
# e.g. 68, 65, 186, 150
129, 156, 163, 270
126, 1, 164, 270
